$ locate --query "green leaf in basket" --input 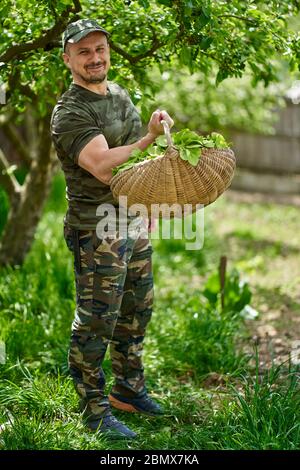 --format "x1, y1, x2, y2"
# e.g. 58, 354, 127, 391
179, 147, 190, 161
202, 140, 215, 148
123, 163, 136, 170
130, 148, 144, 159
188, 148, 202, 166
155, 135, 168, 148
147, 145, 162, 157
112, 128, 229, 177
173, 129, 202, 146
211, 132, 228, 148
